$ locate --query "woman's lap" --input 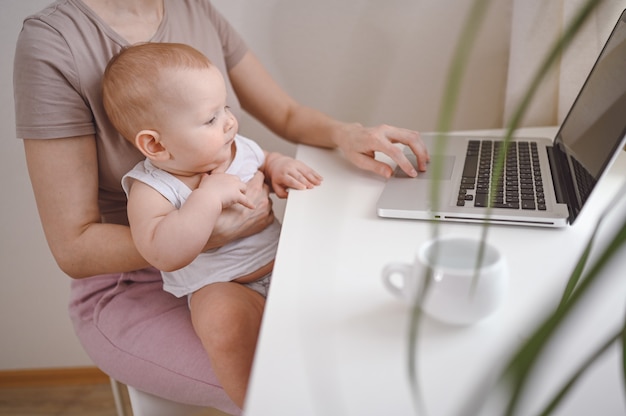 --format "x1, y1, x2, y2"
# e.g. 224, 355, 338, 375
68, 268, 241, 415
